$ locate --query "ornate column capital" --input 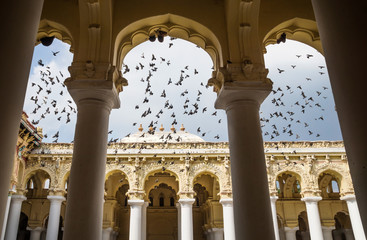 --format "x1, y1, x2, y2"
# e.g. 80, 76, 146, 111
209, 63, 272, 110
127, 190, 145, 200
219, 190, 232, 199
48, 188, 66, 197
65, 61, 125, 109
178, 191, 196, 200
